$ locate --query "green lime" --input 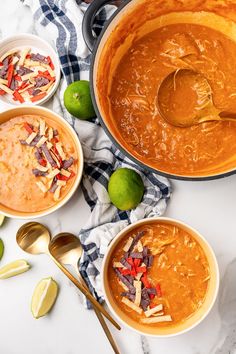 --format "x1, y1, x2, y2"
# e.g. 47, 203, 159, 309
63, 80, 96, 120
108, 168, 144, 210
0, 239, 4, 261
